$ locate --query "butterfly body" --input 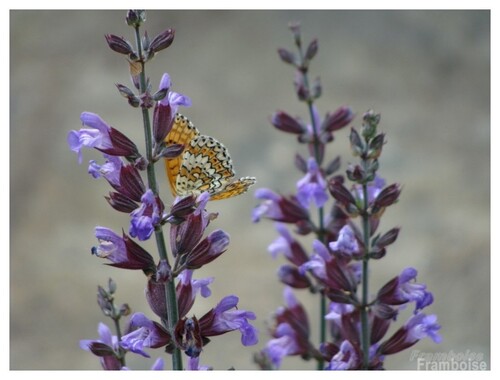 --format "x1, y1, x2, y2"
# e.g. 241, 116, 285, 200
164, 113, 256, 200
